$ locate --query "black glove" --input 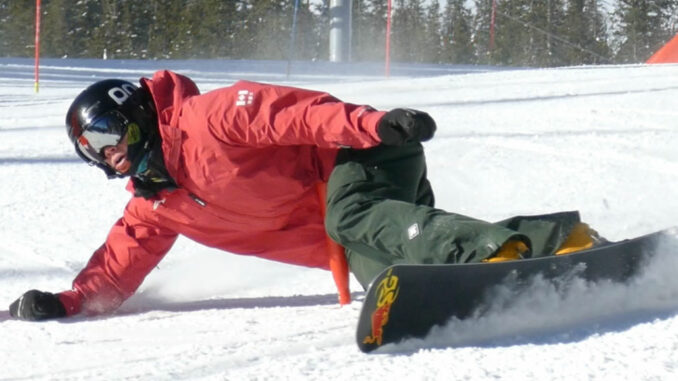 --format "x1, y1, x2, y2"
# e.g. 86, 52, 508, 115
377, 108, 436, 146
9, 290, 66, 321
